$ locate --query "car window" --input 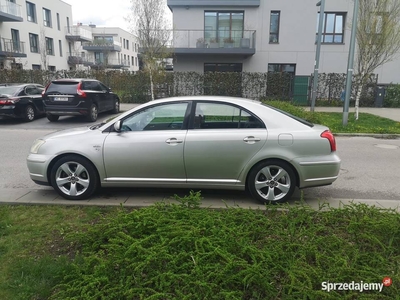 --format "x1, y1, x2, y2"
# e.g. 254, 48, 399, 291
99, 82, 109, 92
0, 86, 20, 96
46, 82, 79, 94
121, 102, 188, 132
24, 85, 37, 95
83, 81, 101, 91
193, 102, 264, 129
